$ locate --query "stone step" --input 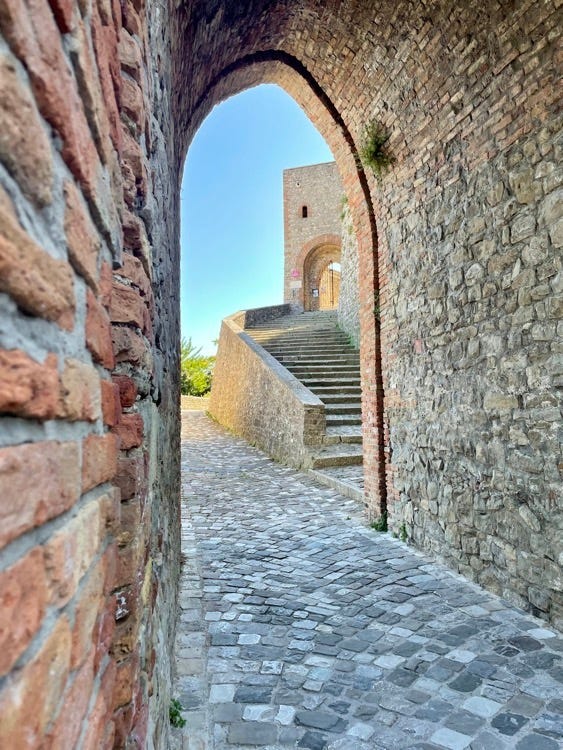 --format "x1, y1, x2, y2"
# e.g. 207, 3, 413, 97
263, 351, 356, 360
252, 331, 346, 339
322, 425, 363, 445
326, 414, 362, 426
254, 341, 352, 350
309, 444, 363, 468
319, 393, 361, 404
325, 403, 362, 414
307, 465, 364, 502
248, 311, 364, 472
263, 346, 360, 362
311, 385, 362, 395
288, 367, 360, 378
302, 377, 361, 388
278, 361, 360, 370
